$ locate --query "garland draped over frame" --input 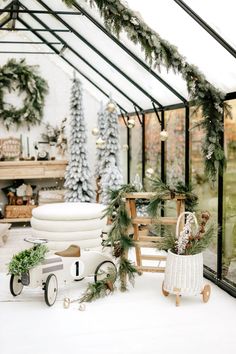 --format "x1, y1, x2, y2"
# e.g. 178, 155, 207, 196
62, 0, 231, 182
0, 59, 48, 129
